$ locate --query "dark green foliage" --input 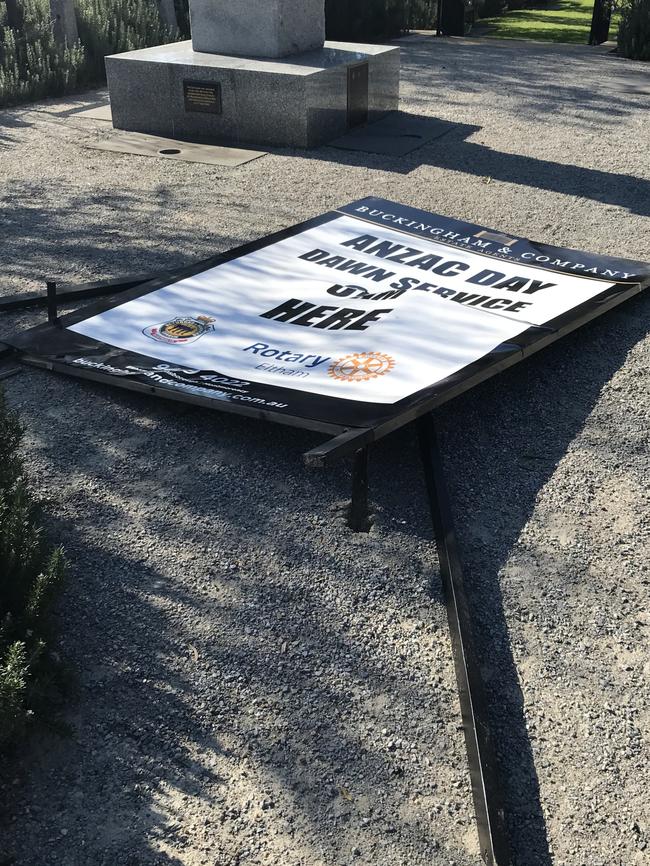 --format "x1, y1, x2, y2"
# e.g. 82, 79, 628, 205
0, 390, 23, 488
76, 0, 179, 82
0, 388, 66, 746
0, 0, 186, 108
478, 0, 507, 15
407, 0, 439, 28
325, 0, 438, 40
0, 641, 29, 739
617, 0, 650, 58
0, 0, 86, 107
